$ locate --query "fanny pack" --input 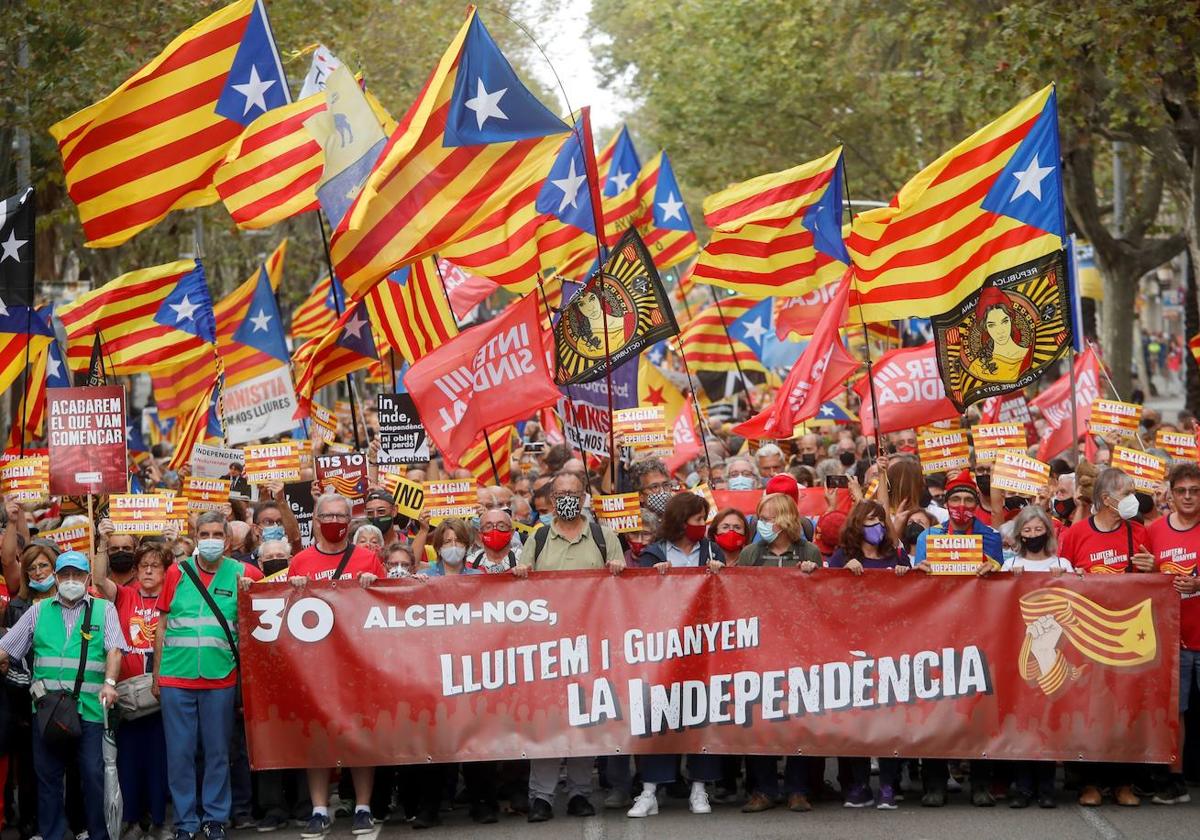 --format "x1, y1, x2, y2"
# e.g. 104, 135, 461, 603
116, 672, 159, 720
